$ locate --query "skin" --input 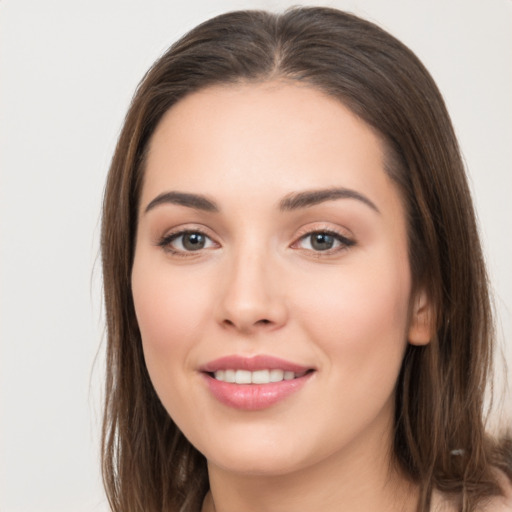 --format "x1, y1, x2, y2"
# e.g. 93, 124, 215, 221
131, 81, 434, 512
